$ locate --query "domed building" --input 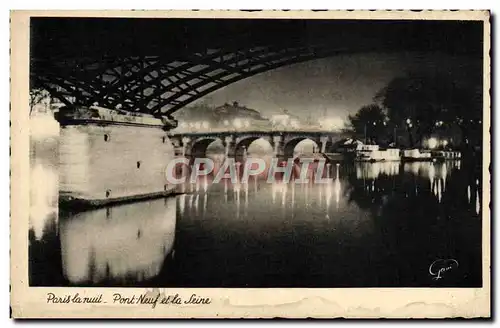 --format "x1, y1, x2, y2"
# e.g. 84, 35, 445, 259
214, 101, 268, 121
173, 101, 270, 131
